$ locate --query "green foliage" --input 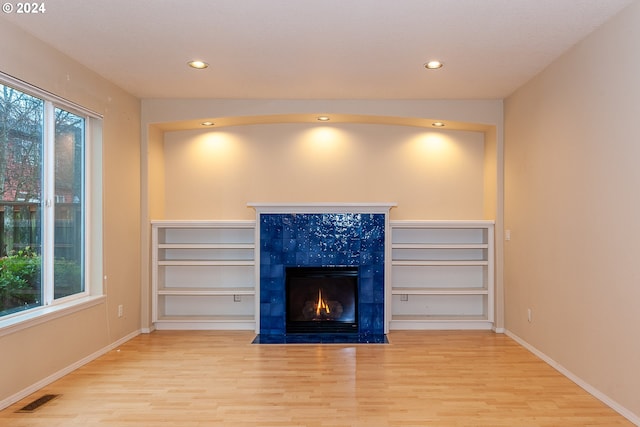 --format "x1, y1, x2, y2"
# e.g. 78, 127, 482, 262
53, 258, 83, 298
0, 246, 41, 313
0, 247, 84, 315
